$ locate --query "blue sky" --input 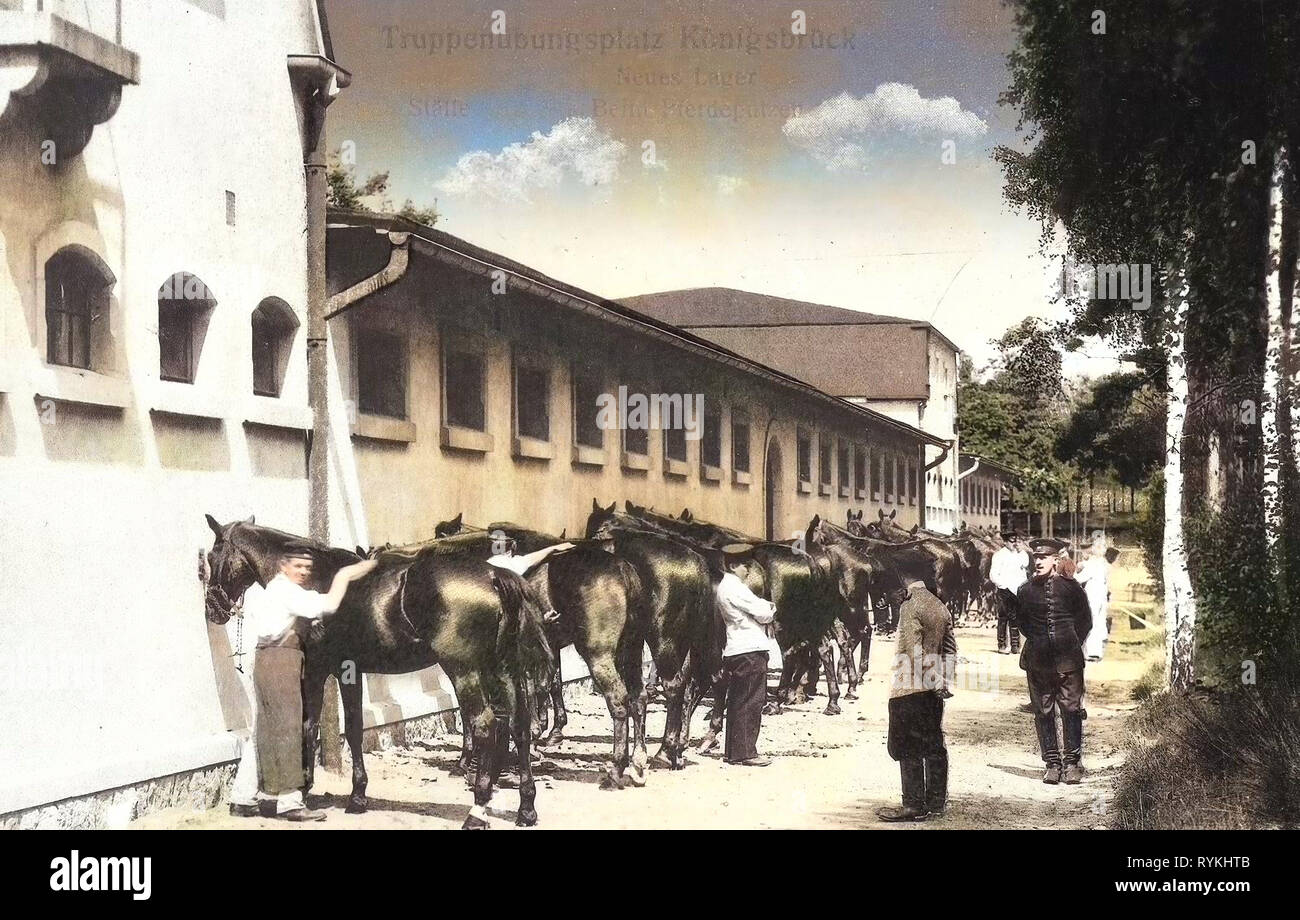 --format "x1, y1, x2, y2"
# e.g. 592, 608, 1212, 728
323, 0, 1119, 375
